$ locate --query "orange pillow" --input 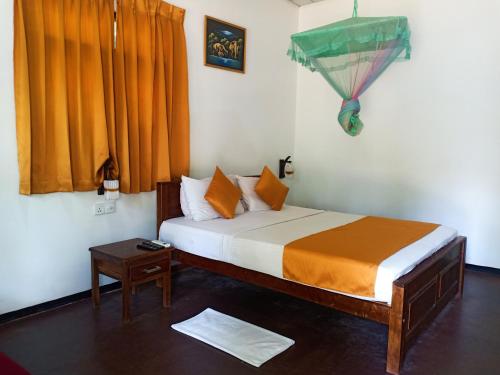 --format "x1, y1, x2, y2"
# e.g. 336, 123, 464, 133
255, 166, 289, 211
204, 167, 242, 219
